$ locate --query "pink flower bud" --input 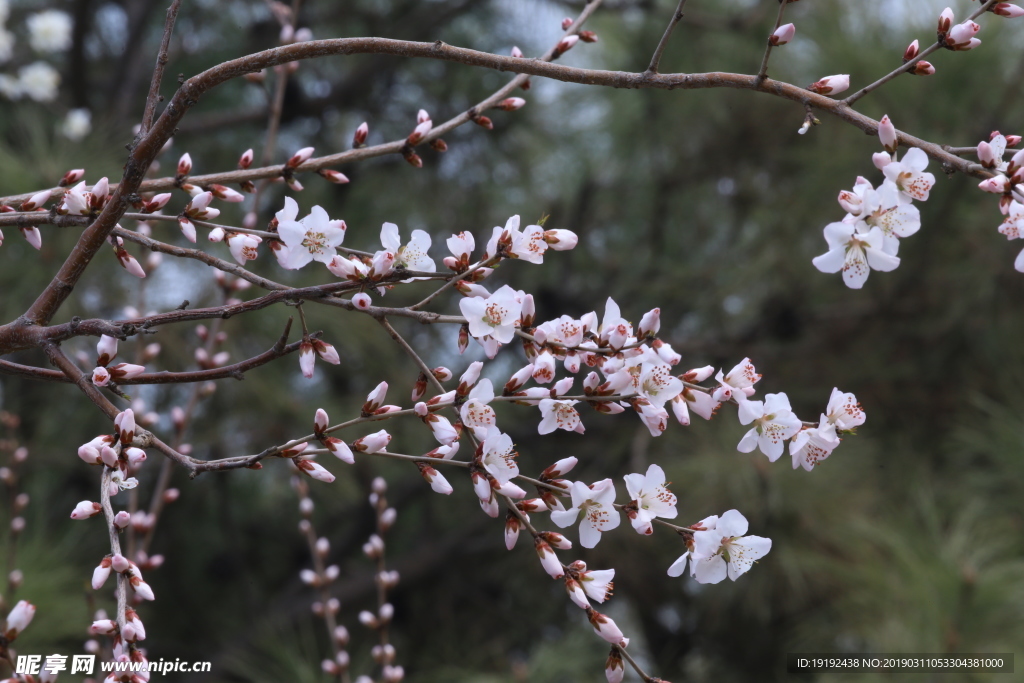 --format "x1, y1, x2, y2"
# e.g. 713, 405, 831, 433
353, 430, 391, 453
71, 500, 102, 520
92, 558, 112, 589
535, 539, 564, 578
315, 408, 329, 434
587, 607, 625, 645
313, 339, 340, 365
903, 39, 919, 62
319, 169, 350, 184
239, 148, 254, 169
979, 141, 997, 168
116, 249, 147, 278
353, 121, 369, 147
4, 600, 35, 638
561, 17, 573, 30
323, 437, 354, 464
90, 366, 112, 388
979, 175, 1010, 193
90, 618, 118, 635
878, 114, 898, 153
542, 228, 578, 250
21, 189, 52, 211
287, 146, 315, 168
498, 97, 526, 111
297, 459, 336, 483
61, 168, 85, 186
605, 649, 625, 683
110, 363, 145, 380
807, 74, 850, 96
114, 511, 131, 528
115, 408, 135, 444
417, 462, 453, 495
20, 227, 42, 250
407, 120, 433, 146
938, 7, 955, 34
125, 447, 147, 468
96, 334, 118, 365
511, 45, 524, 58
555, 34, 579, 56
353, 292, 372, 310
177, 153, 192, 176
111, 554, 130, 573
909, 60, 935, 75
638, 308, 661, 337
993, 3, 1024, 17
769, 23, 795, 46
299, 342, 315, 378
